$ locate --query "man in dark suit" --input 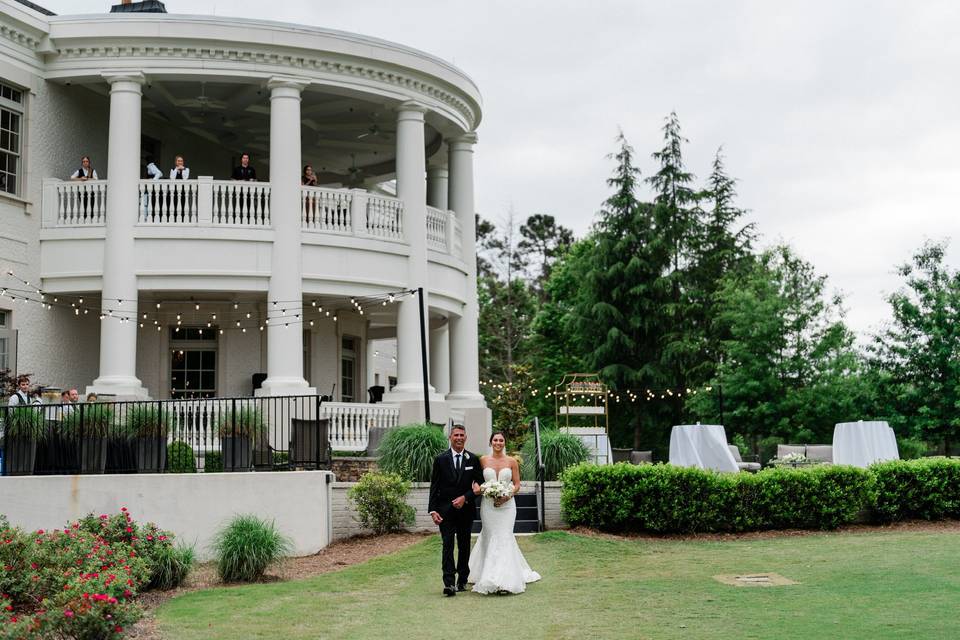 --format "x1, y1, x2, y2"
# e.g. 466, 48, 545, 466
428, 424, 483, 596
